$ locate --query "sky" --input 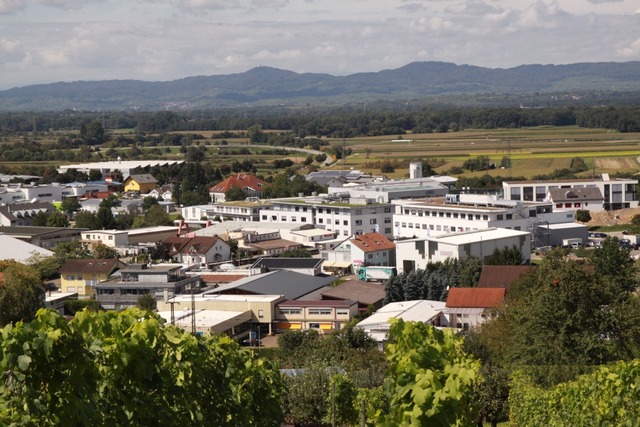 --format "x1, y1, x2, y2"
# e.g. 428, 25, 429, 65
1, 0, 639, 90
